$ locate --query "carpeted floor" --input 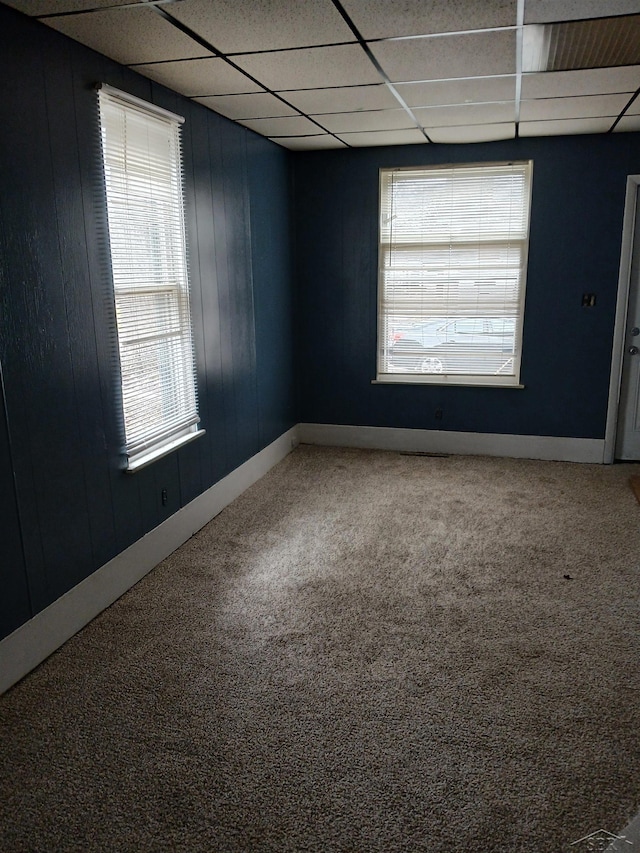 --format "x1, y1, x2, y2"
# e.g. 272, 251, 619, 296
1, 445, 639, 852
